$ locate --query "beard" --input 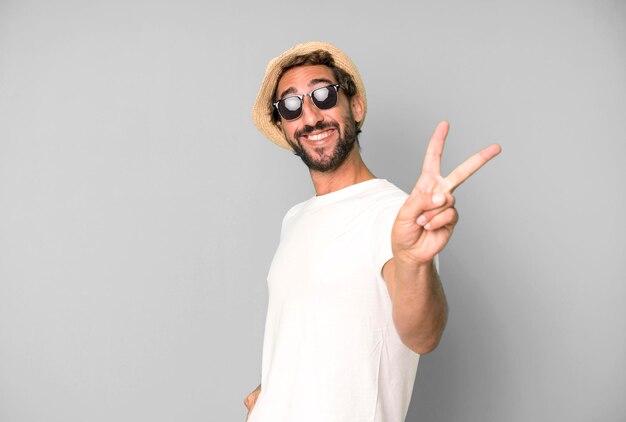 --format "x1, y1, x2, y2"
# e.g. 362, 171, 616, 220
285, 115, 359, 173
